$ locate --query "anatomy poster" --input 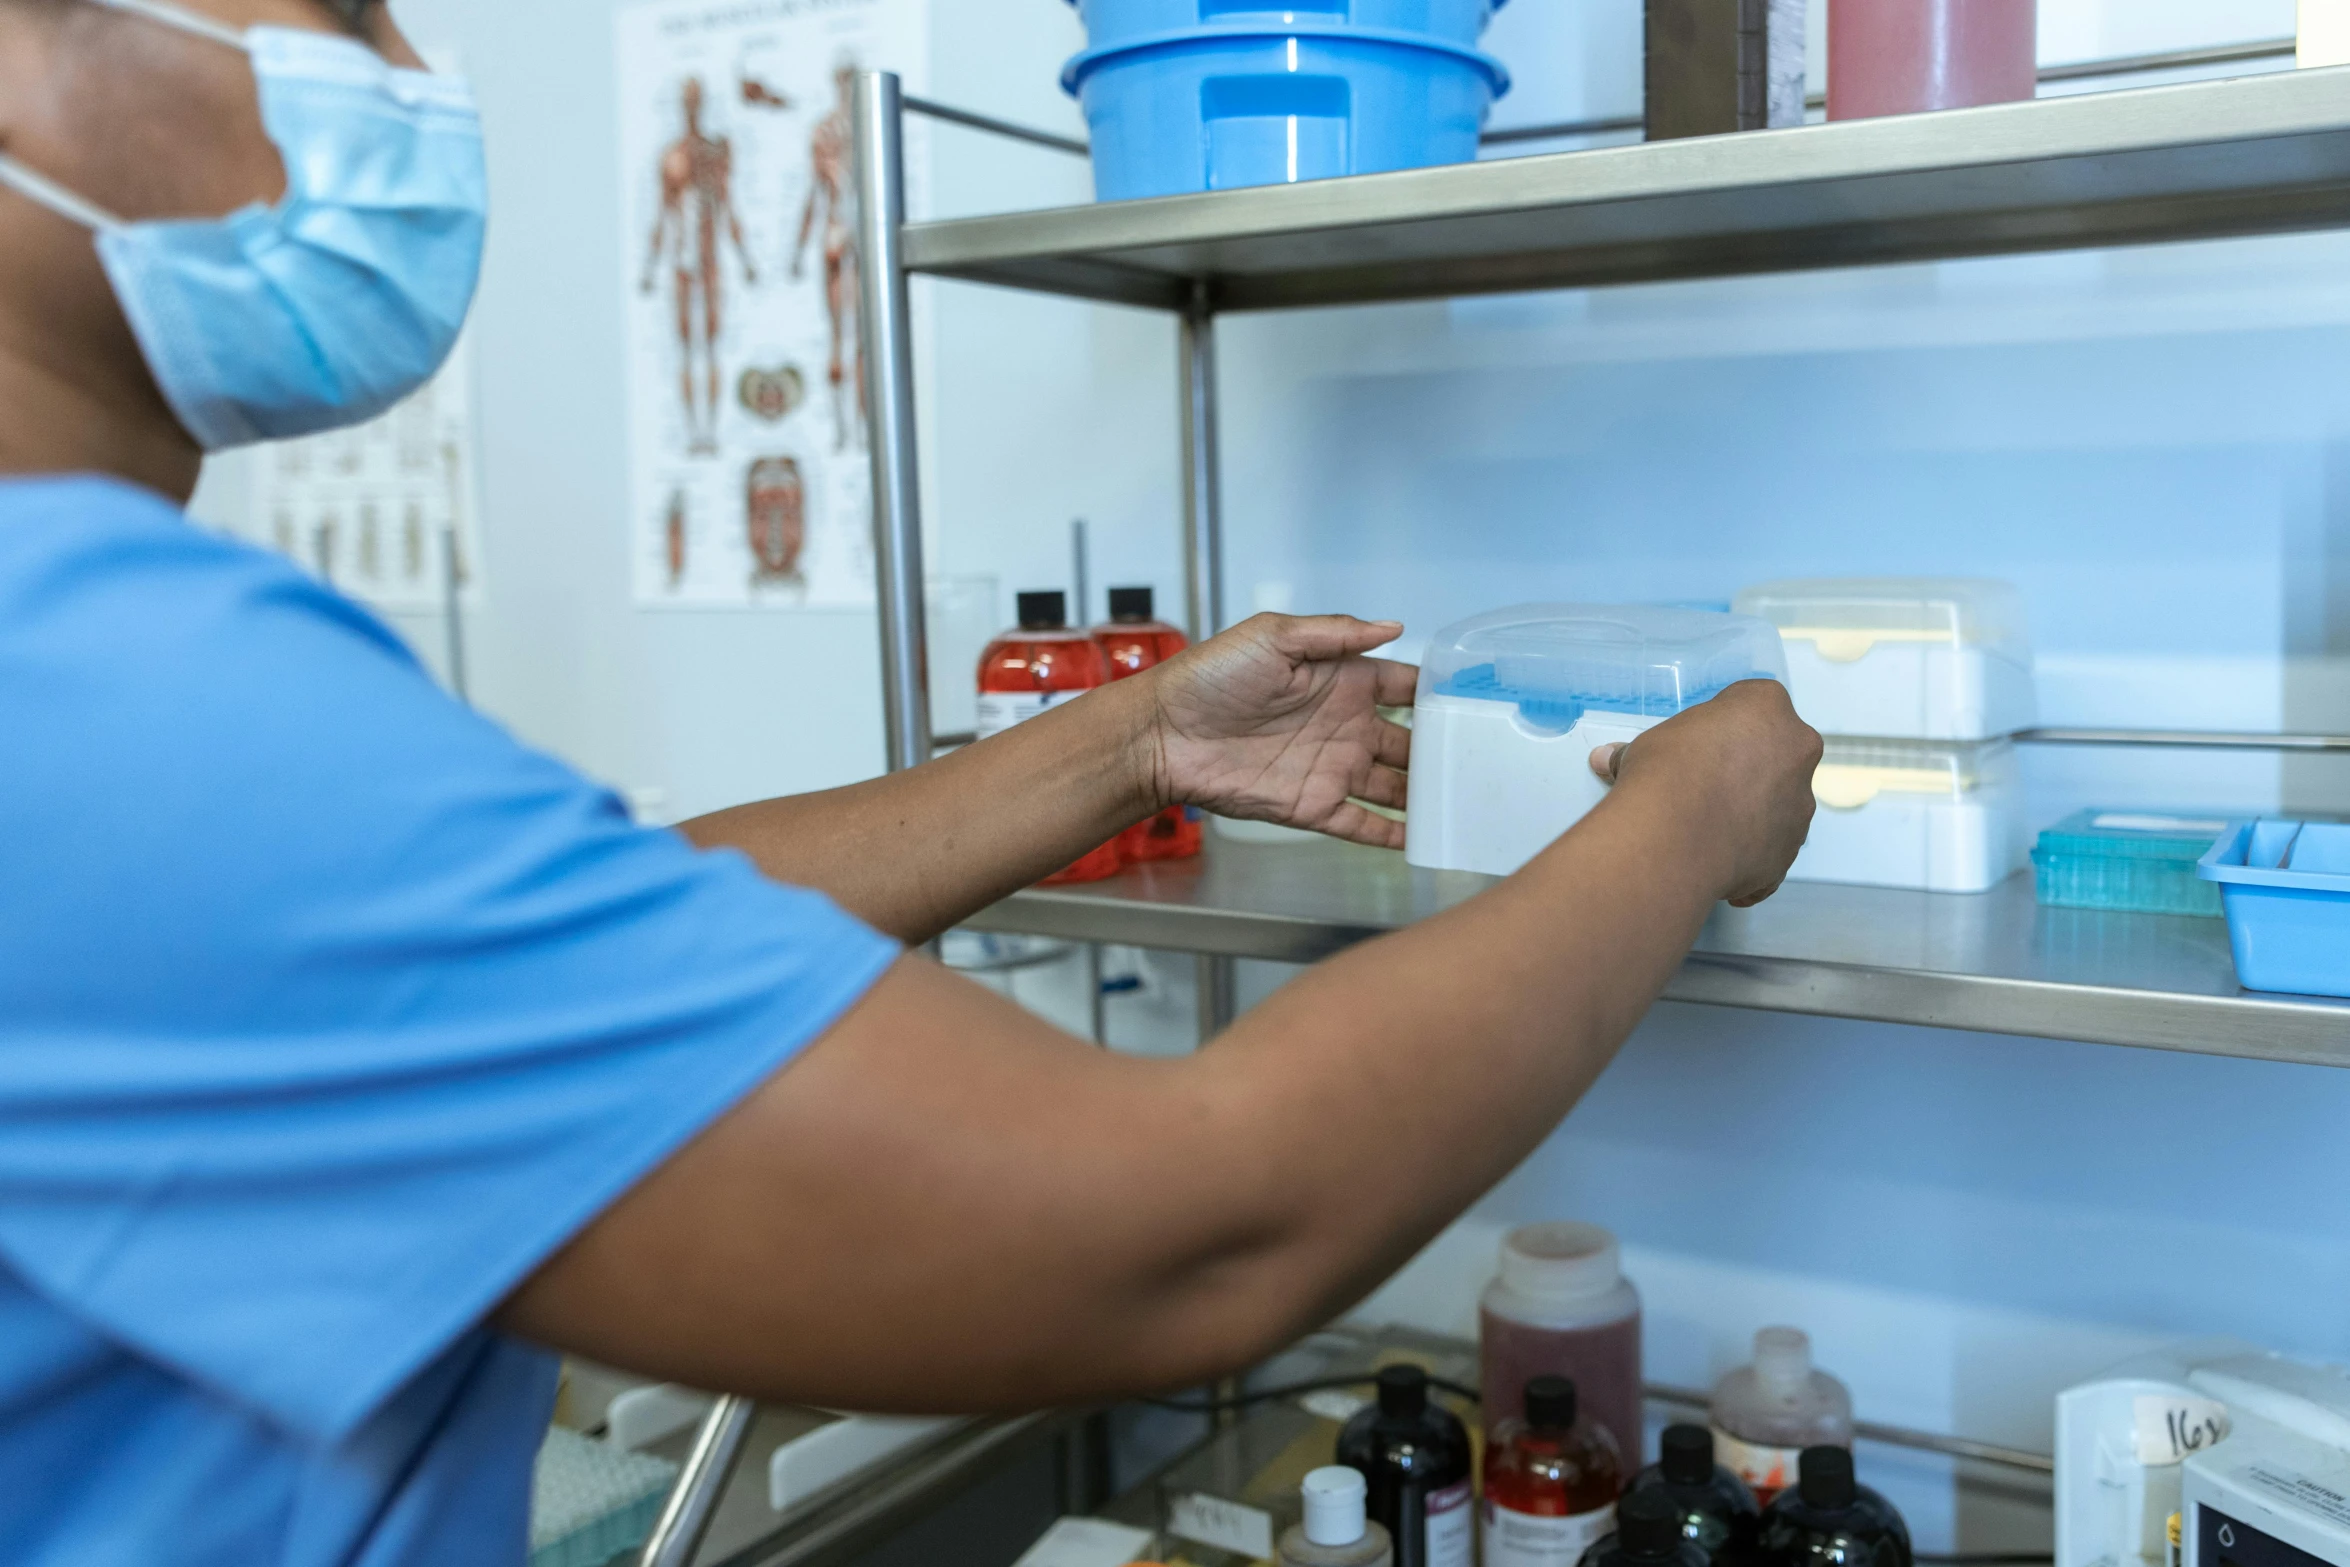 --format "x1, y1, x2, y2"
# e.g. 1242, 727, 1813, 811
615, 0, 926, 609
223, 331, 484, 614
